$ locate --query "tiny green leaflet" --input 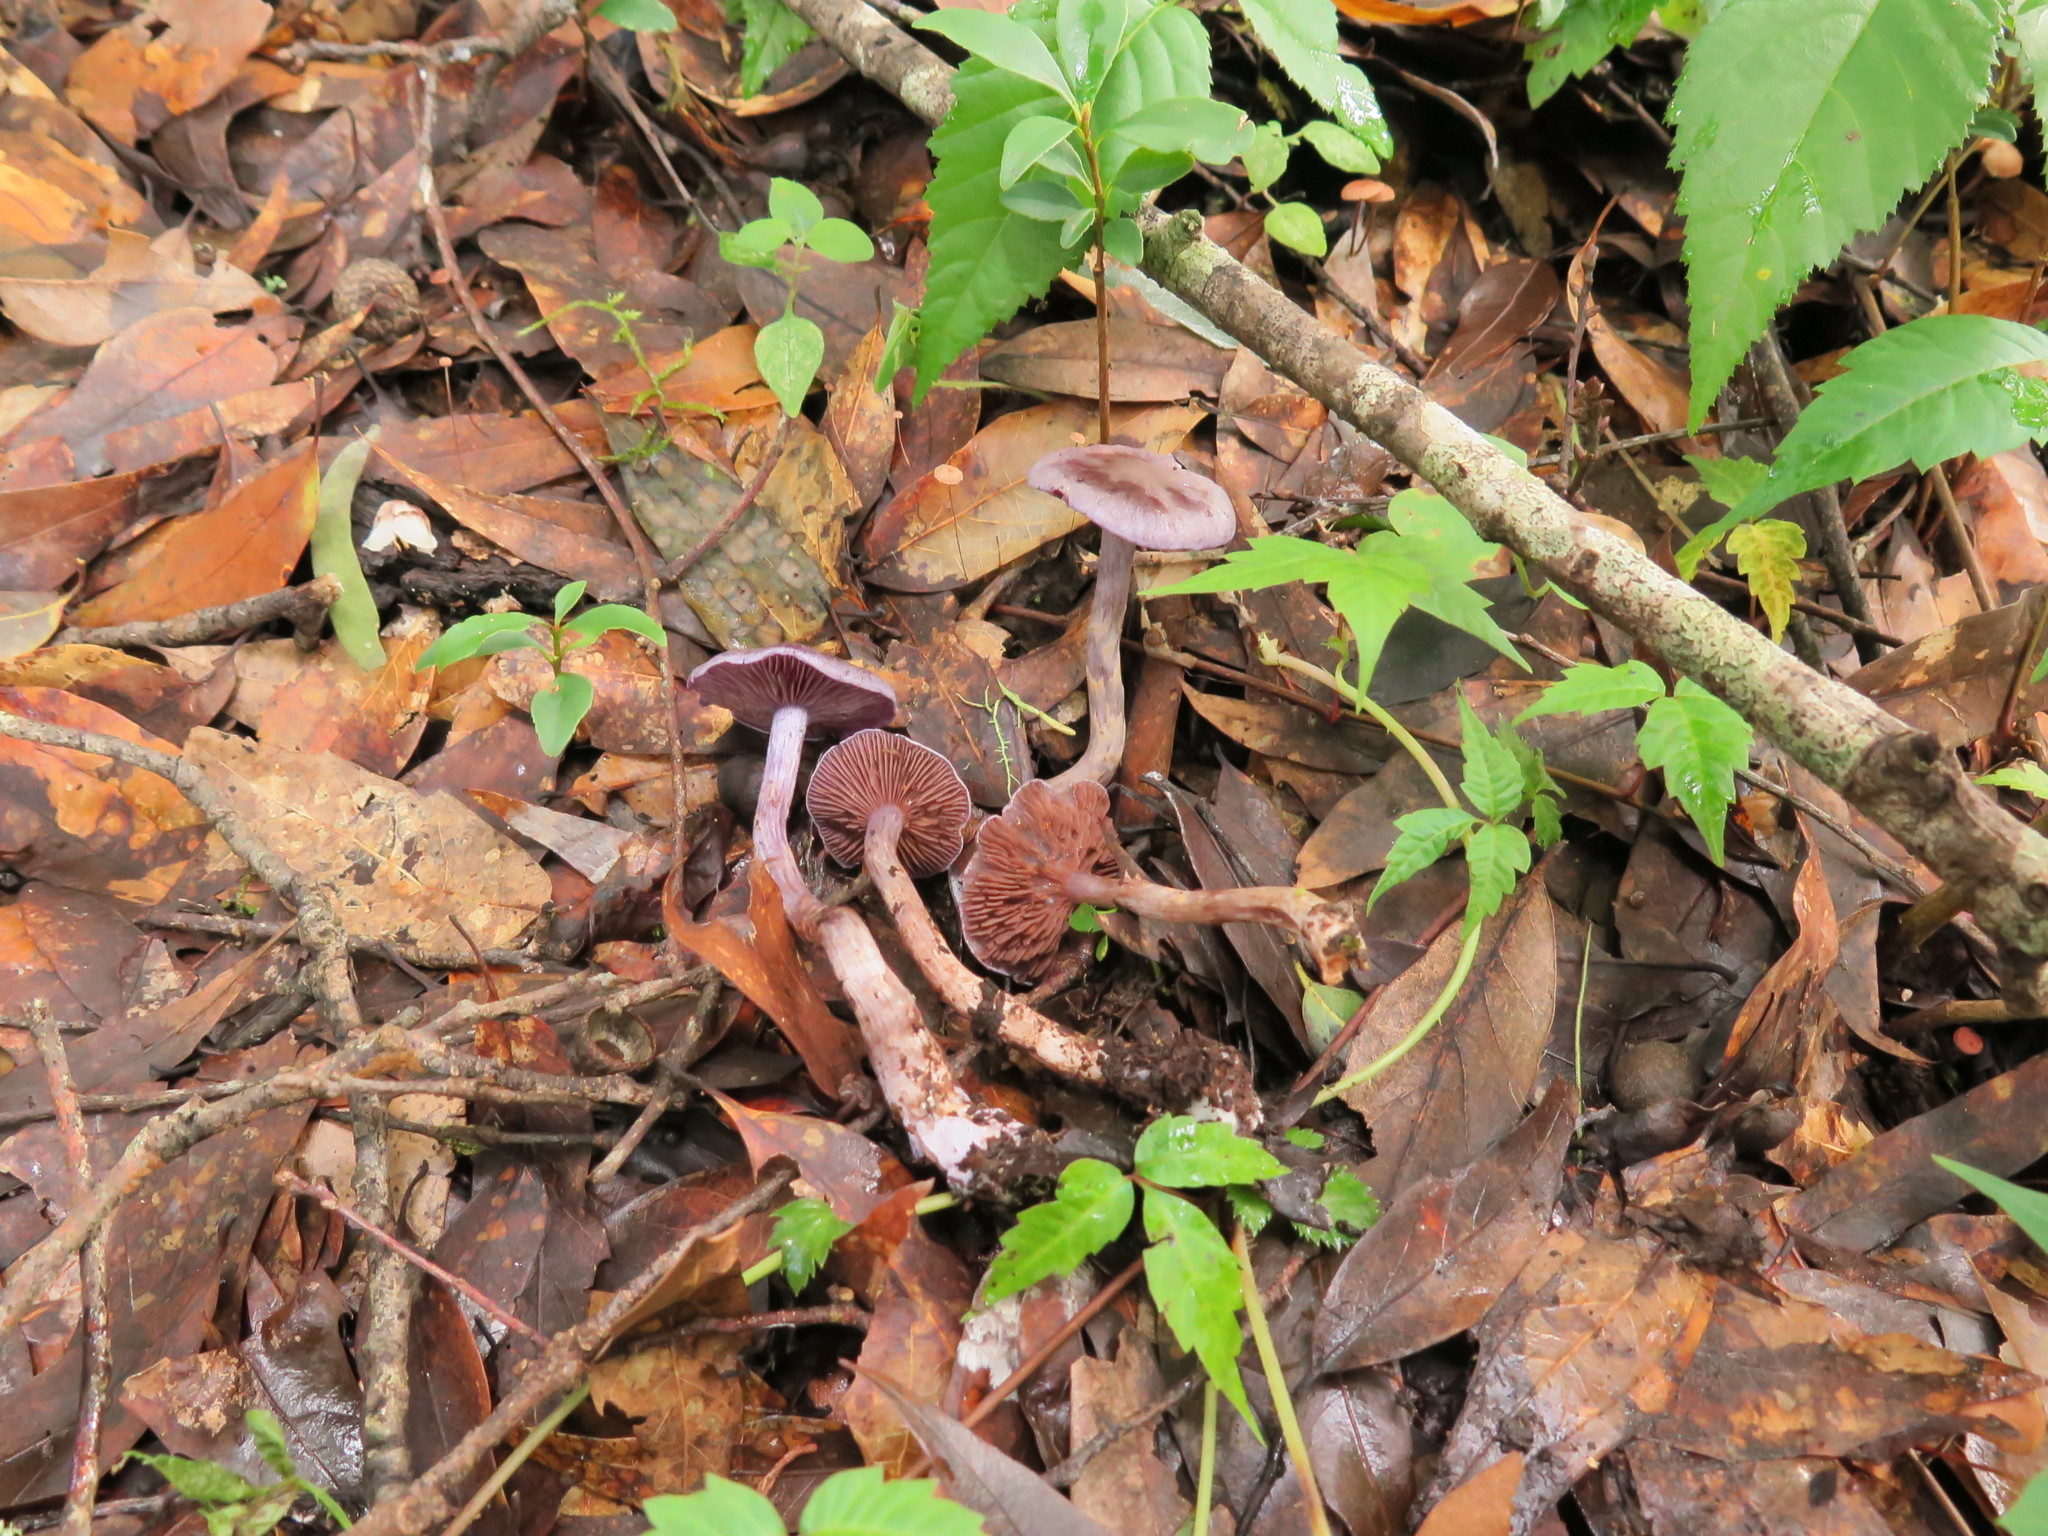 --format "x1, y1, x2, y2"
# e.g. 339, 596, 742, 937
983, 1158, 1134, 1302
644, 1468, 984, 1536
1635, 678, 1753, 866
770, 1197, 854, 1290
